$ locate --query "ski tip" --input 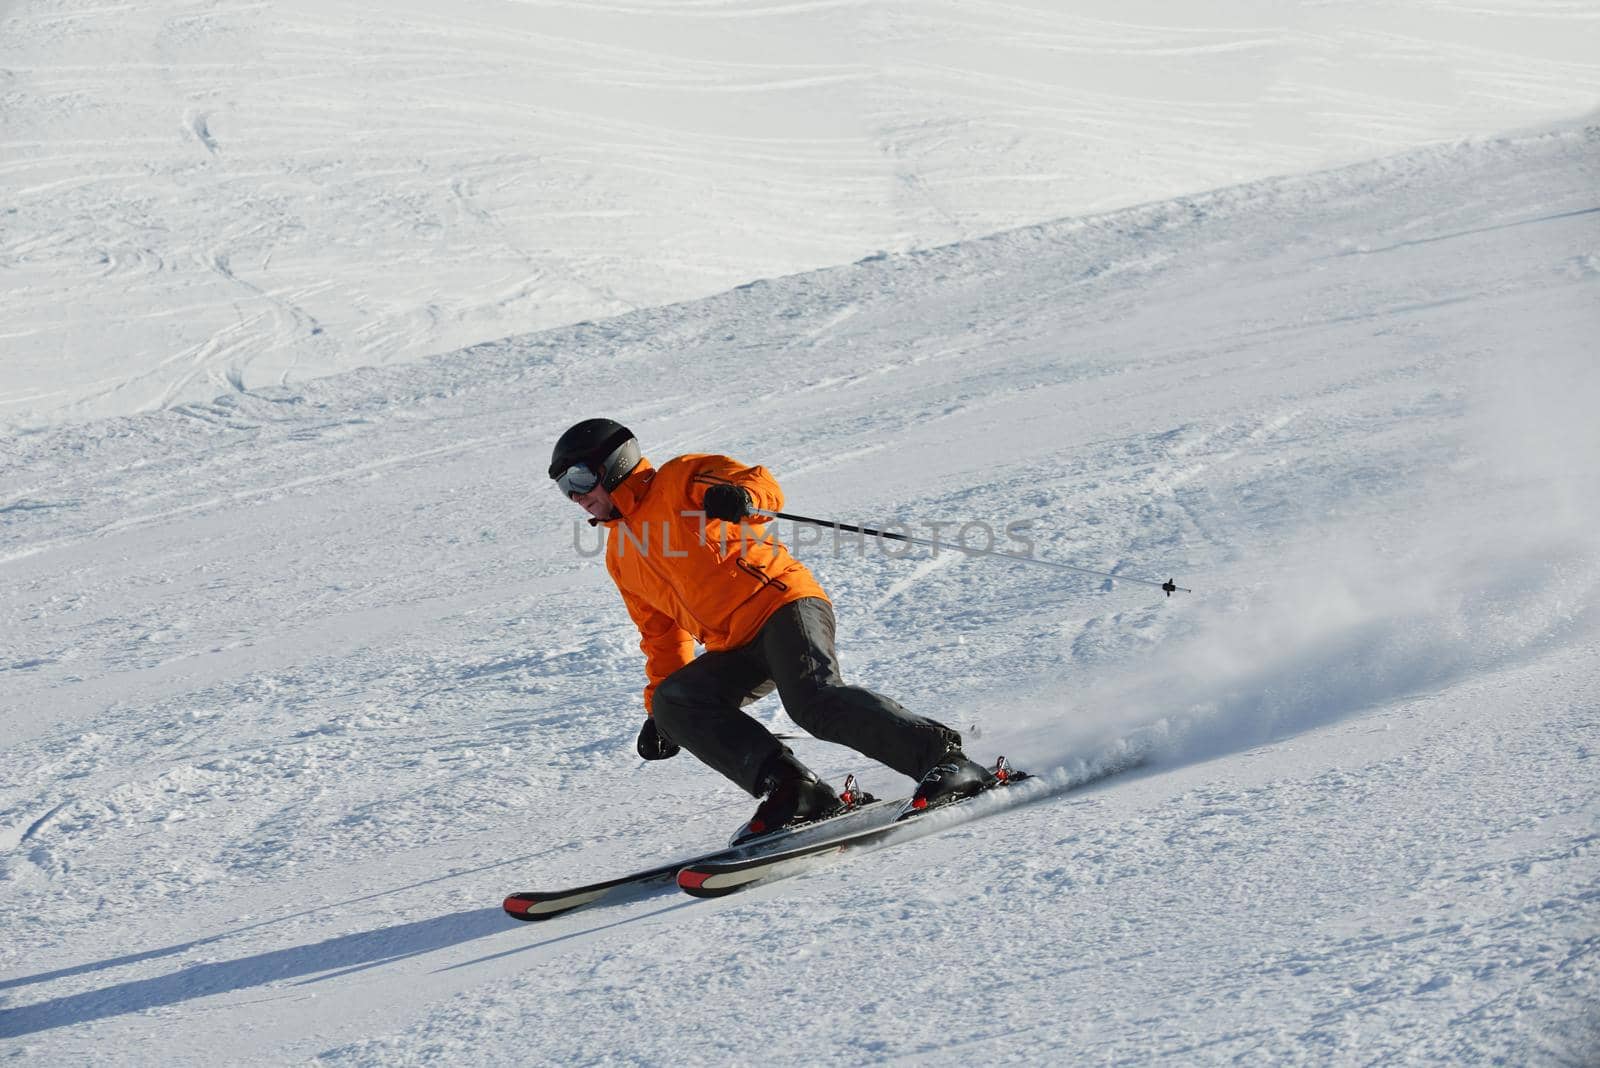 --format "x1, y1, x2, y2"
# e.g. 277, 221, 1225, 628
678, 866, 749, 899
502, 893, 577, 922
676, 868, 713, 894
503, 894, 537, 919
